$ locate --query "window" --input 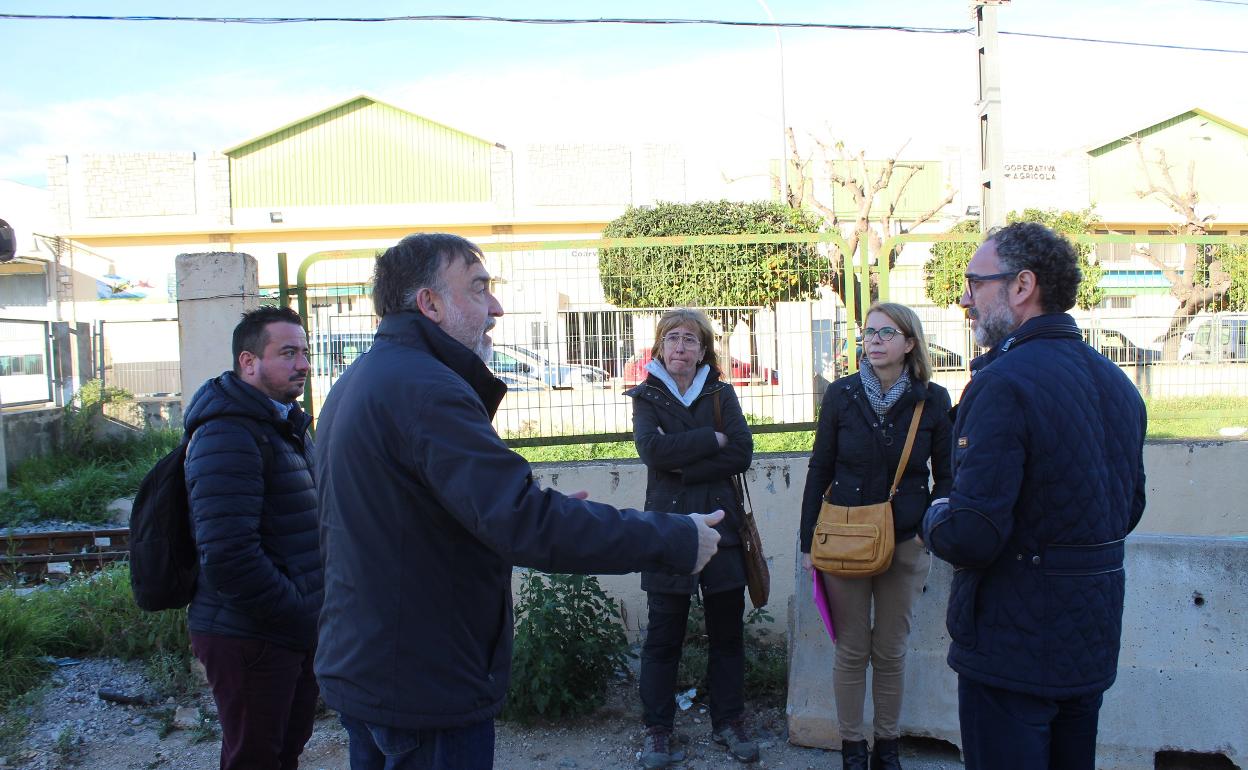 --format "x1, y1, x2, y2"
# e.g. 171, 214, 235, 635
0, 273, 49, 307
1100, 296, 1132, 310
